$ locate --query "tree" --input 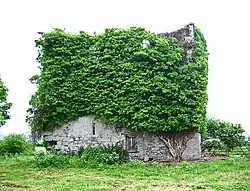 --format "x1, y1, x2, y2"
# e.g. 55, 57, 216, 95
0, 77, 11, 127
206, 118, 245, 152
